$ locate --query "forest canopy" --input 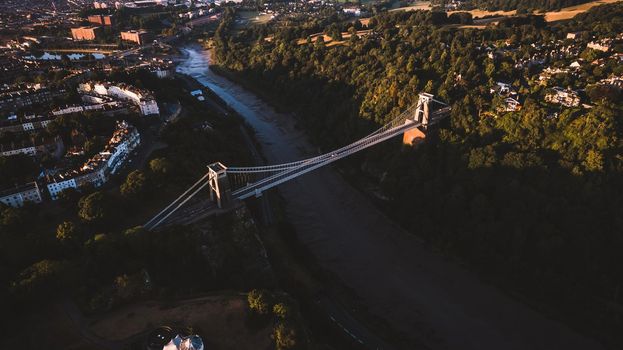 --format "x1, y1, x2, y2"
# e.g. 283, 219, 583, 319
212, 2, 623, 345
